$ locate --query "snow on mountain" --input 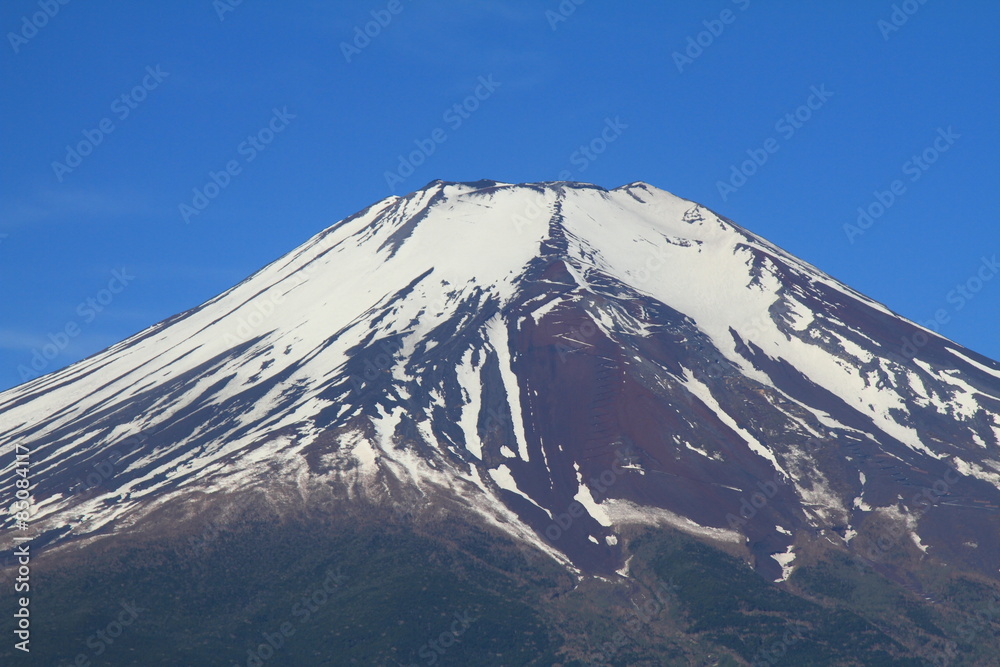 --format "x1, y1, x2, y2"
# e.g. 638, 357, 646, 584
2, 179, 999, 579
